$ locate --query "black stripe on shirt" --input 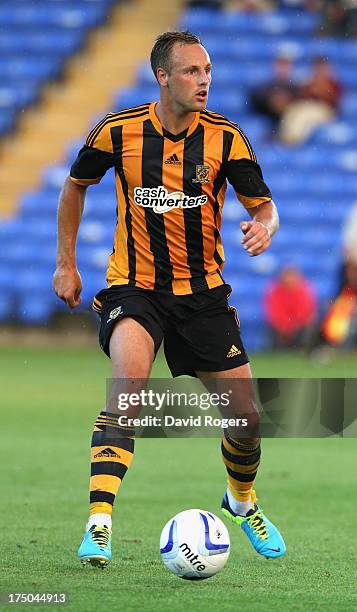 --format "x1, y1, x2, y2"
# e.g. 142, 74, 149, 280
142, 119, 173, 291
182, 123, 208, 292
211, 130, 234, 266
111, 125, 136, 283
